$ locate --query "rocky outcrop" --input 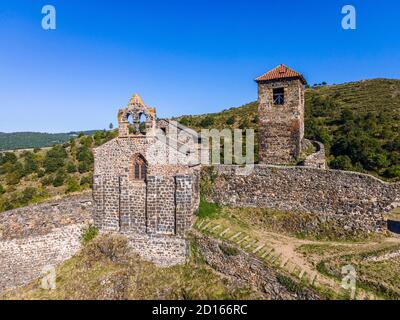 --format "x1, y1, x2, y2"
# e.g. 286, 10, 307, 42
195, 234, 320, 300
